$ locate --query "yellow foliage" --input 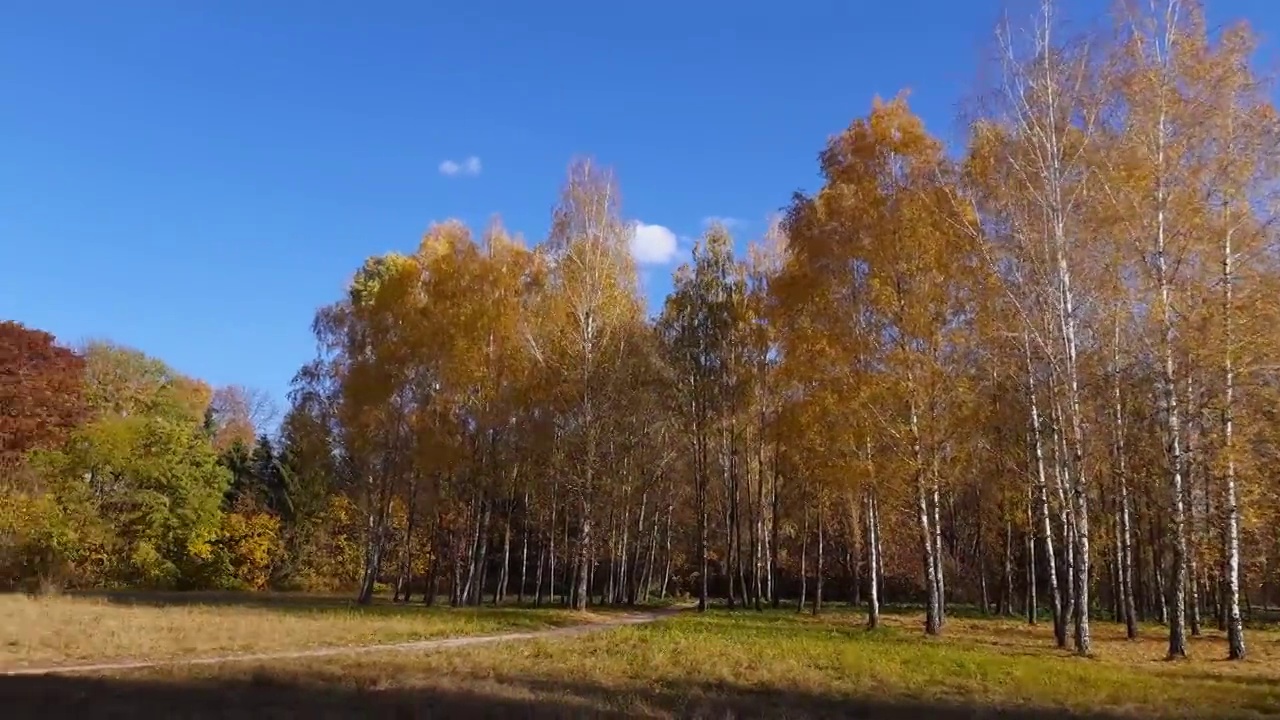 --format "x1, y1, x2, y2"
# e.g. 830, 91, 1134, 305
0, 485, 107, 590
215, 510, 283, 590
290, 495, 363, 591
